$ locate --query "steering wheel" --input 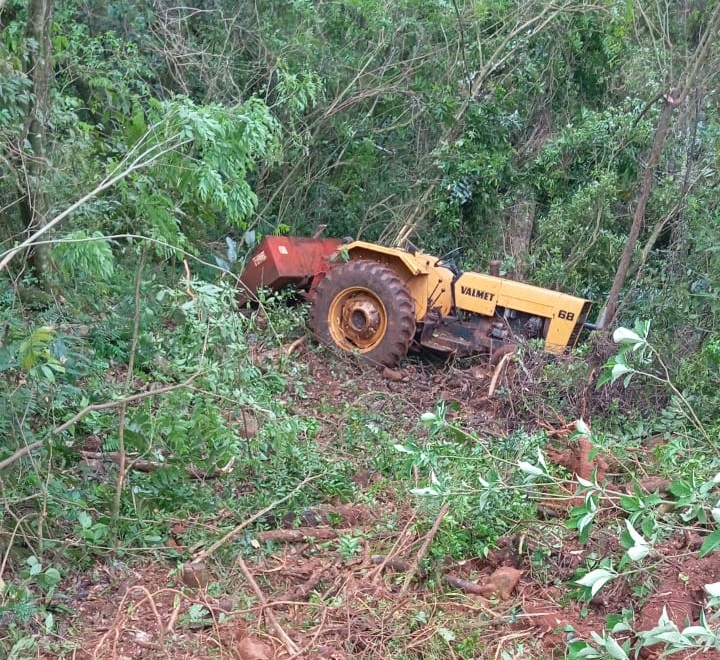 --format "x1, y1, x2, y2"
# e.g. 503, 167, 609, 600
437, 247, 464, 275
